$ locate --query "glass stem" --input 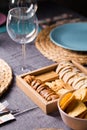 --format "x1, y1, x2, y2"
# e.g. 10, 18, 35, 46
22, 43, 26, 71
